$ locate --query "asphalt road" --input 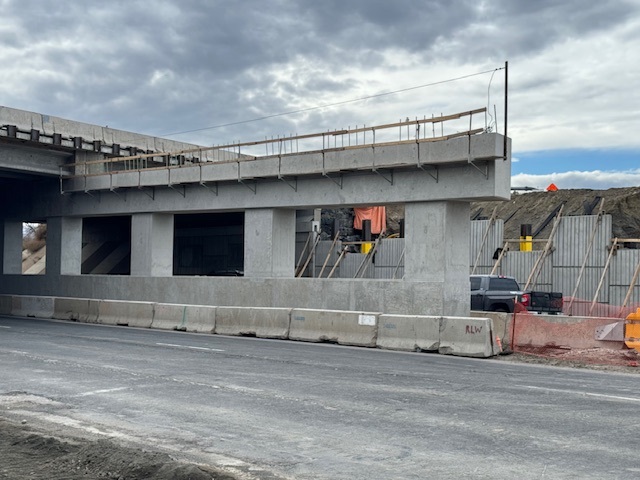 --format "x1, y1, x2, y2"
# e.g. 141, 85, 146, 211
1, 315, 639, 480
